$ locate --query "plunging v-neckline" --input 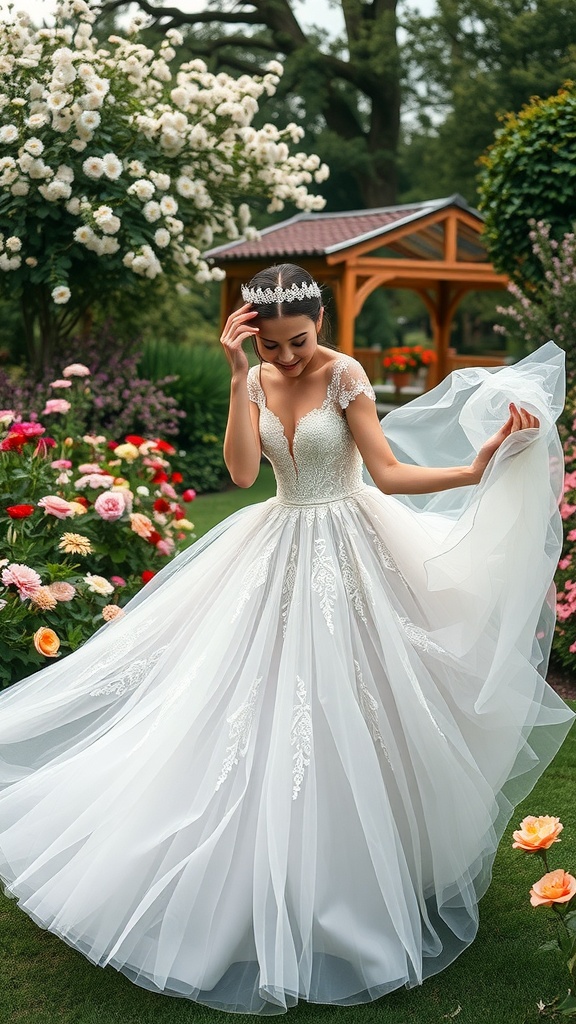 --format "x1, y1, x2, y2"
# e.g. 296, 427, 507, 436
257, 358, 345, 468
